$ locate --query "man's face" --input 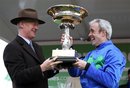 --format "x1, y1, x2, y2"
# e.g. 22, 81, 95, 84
88, 22, 106, 46
19, 20, 39, 40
